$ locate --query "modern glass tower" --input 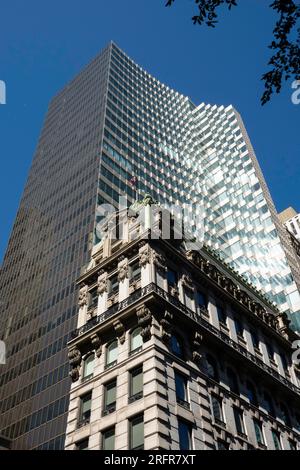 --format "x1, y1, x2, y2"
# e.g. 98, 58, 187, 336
0, 41, 300, 450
